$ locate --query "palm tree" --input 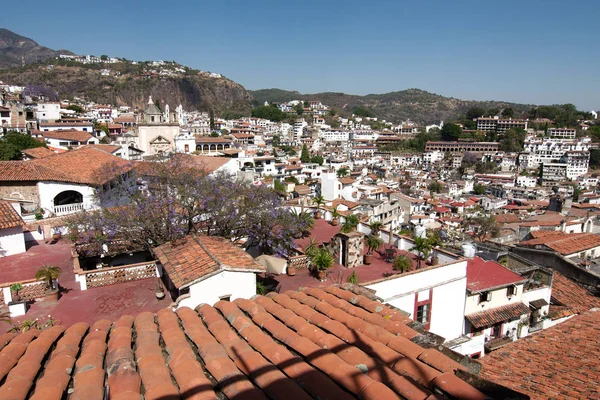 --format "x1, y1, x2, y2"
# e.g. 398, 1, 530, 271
337, 167, 350, 178
35, 265, 62, 290
369, 220, 383, 235
0, 306, 10, 325
410, 237, 432, 269
393, 255, 412, 273
312, 247, 334, 281
304, 237, 319, 259
366, 235, 383, 255
341, 214, 359, 233
312, 194, 325, 218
